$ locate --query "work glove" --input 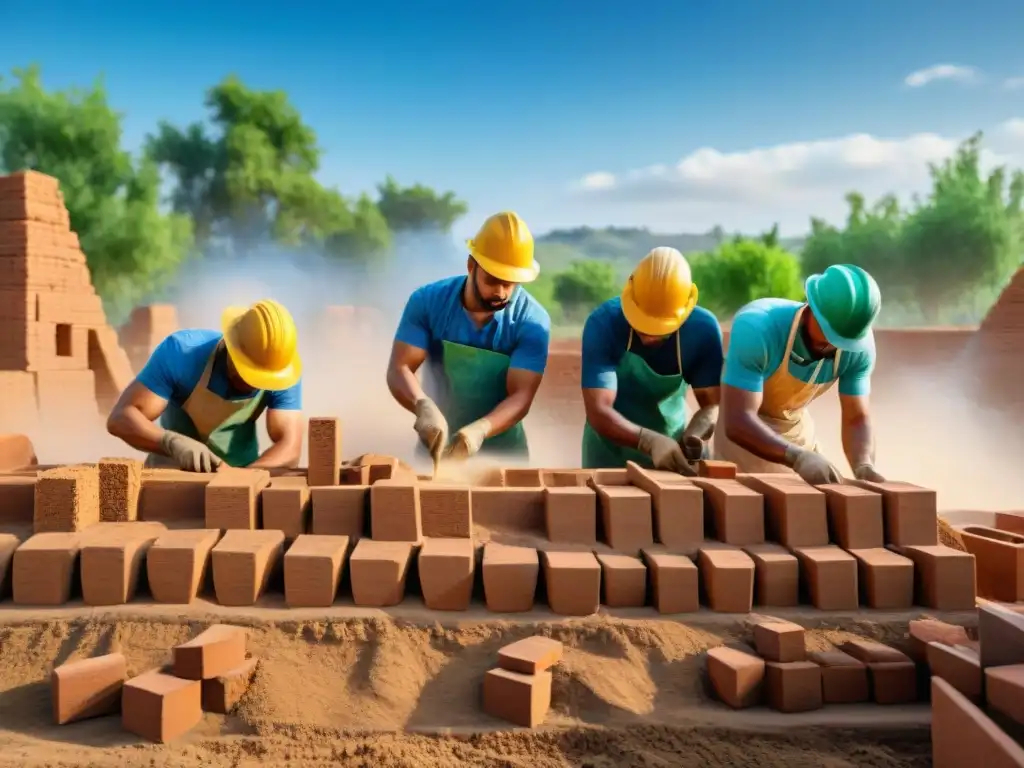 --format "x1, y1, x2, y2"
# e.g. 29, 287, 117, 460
784, 444, 843, 486
638, 428, 697, 476
414, 398, 448, 464
853, 463, 886, 483
160, 431, 222, 473
444, 418, 491, 461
